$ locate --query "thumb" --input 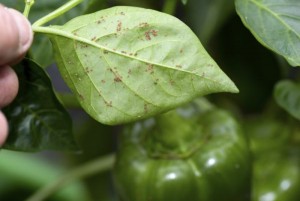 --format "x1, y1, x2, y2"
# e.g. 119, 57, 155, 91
0, 4, 33, 66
